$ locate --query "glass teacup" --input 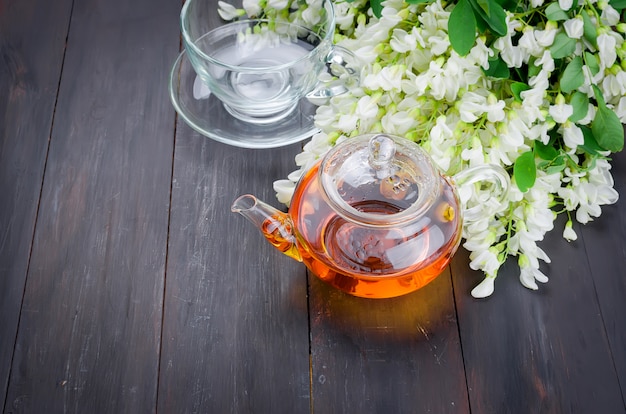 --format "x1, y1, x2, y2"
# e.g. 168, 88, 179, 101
181, 0, 358, 125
